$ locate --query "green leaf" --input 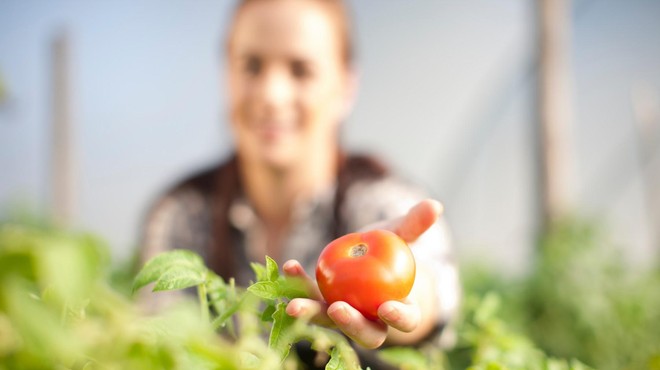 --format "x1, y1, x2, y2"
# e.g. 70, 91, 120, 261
153, 266, 206, 292
4, 280, 83, 362
247, 281, 280, 300
336, 341, 362, 370
474, 292, 500, 326
133, 249, 205, 293
207, 274, 229, 304
266, 256, 279, 282
277, 276, 308, 299
269, 302, 295, 360
260, 303, 277, 322
241, 351, 260, 368
37, 236, 101, 303
378, 347, 429, 370
569, 359, 593, 370
250, 262, 268, 282
211, 295, 247, 330
325, 347, 346, 370
546, 359, 569, 370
